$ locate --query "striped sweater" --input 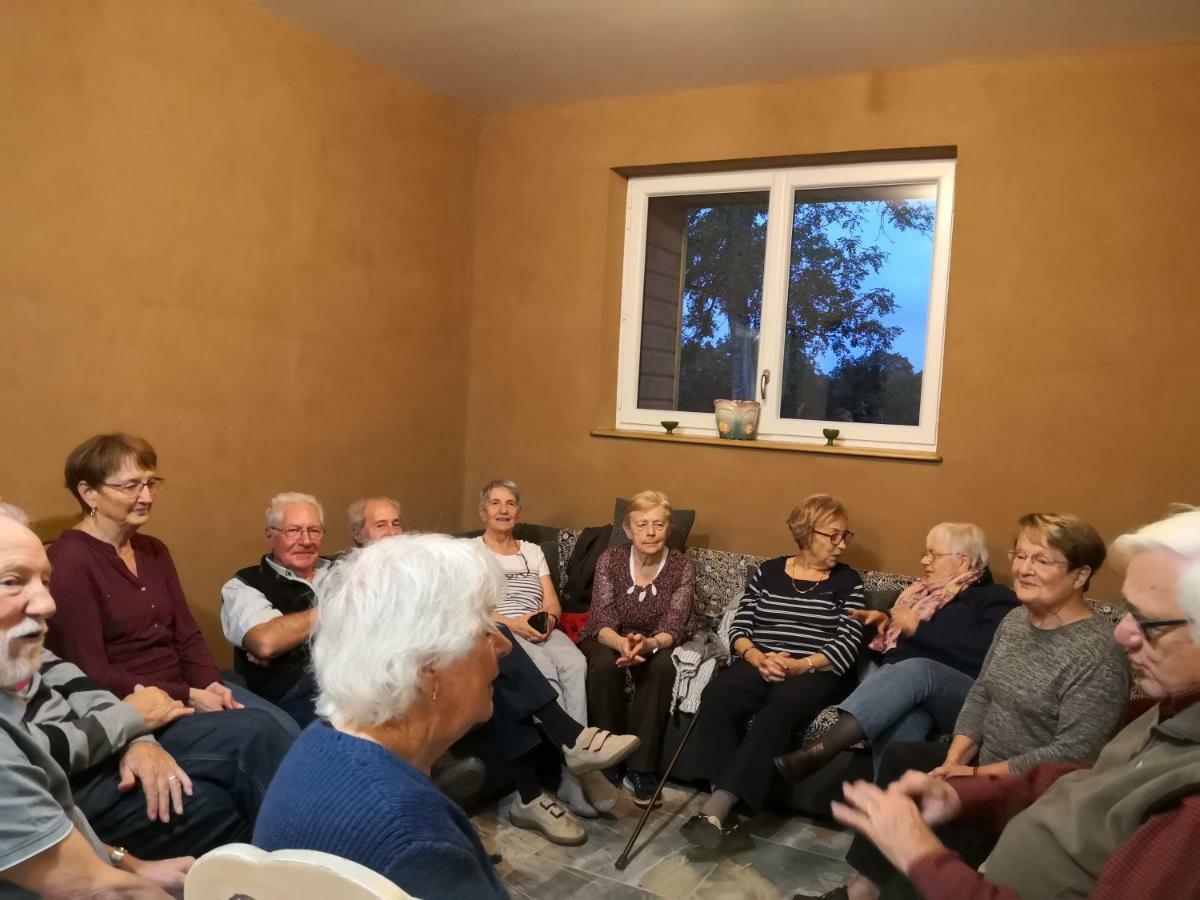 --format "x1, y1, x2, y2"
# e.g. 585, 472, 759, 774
19, 651, 153, 777
728, 558, 865, 676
